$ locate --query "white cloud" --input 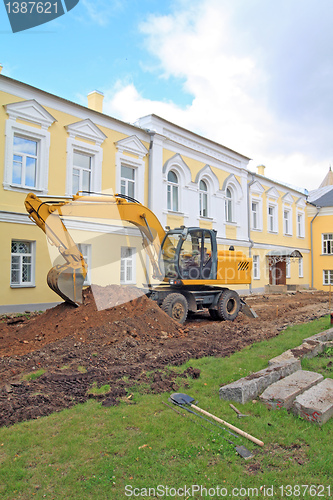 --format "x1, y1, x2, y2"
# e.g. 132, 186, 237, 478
103, 0, 333, 190
80, 0, 124, 26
